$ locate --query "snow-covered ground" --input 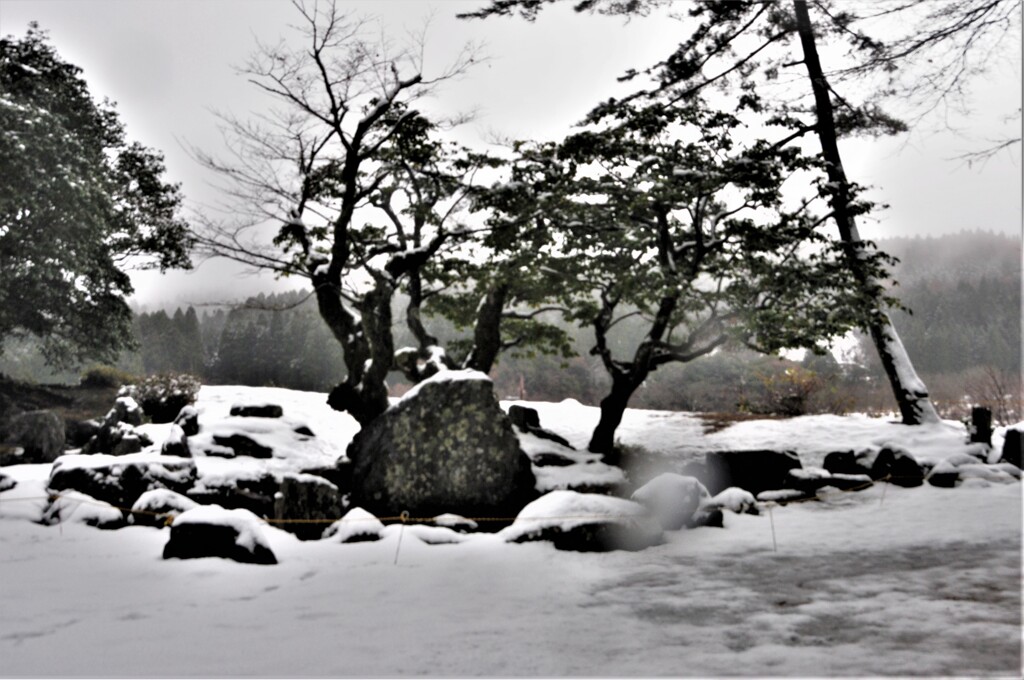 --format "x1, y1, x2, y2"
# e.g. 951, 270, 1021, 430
1, 386, 1020, 677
